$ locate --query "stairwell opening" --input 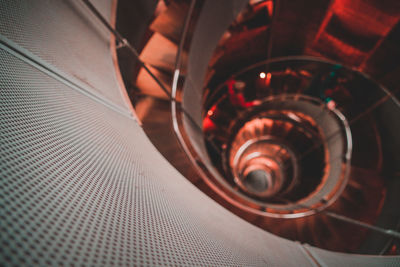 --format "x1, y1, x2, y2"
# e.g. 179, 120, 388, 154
118, 0, 400, 255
